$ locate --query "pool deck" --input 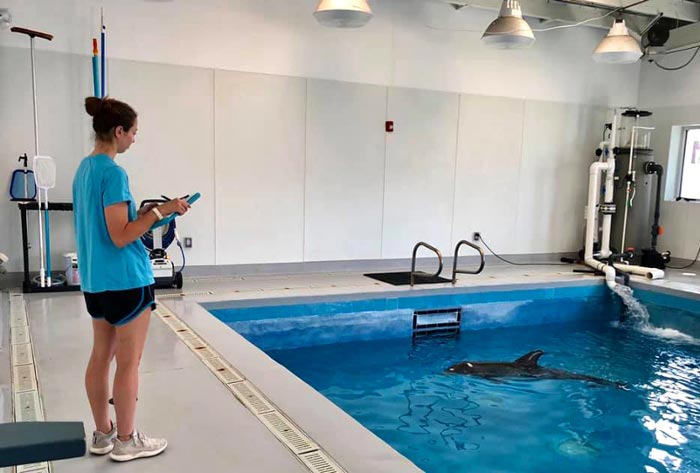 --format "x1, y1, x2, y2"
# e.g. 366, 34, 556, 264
2, 264, 700, 473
